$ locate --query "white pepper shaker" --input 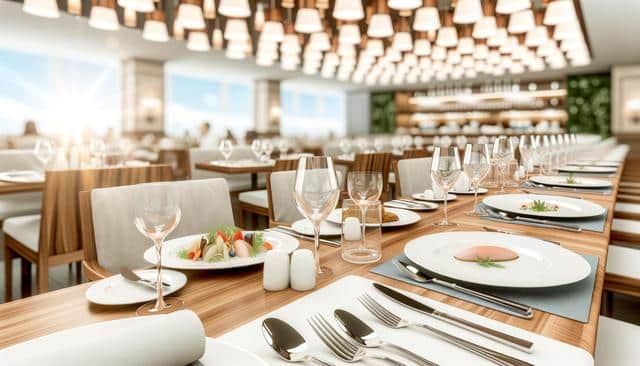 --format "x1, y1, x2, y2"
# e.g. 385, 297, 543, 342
262, 250, 289, 291
290, 249, 316, 291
